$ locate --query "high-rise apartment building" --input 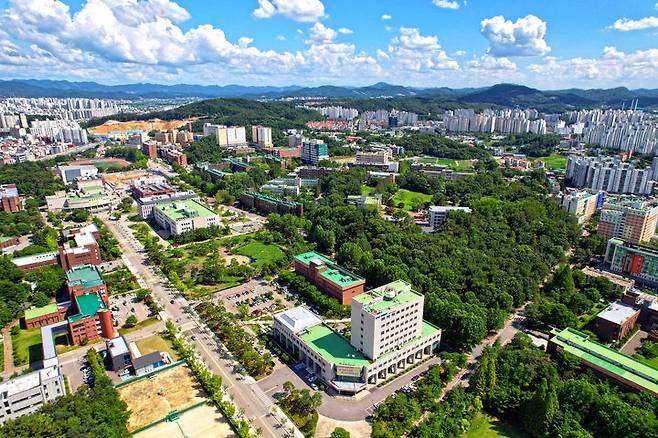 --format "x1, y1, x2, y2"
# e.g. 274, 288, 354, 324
251, 125, 273, 147
560, 190, 604, 224
565, 155, 656, 195
301, 139, 328, 165
597, 198, 658, 243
